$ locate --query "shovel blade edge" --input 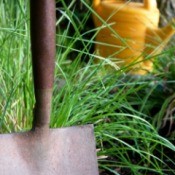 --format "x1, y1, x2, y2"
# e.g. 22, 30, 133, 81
0, 125, 99, 175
